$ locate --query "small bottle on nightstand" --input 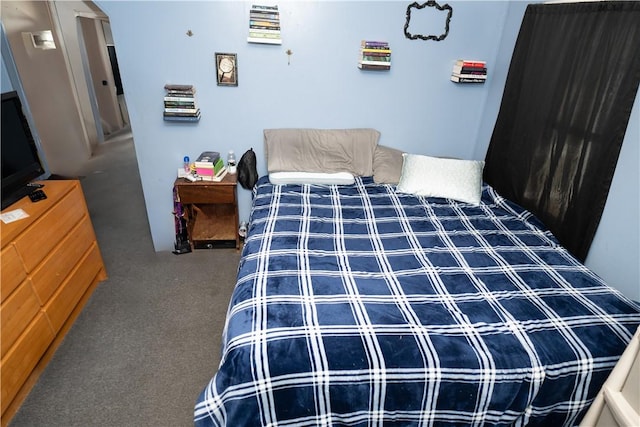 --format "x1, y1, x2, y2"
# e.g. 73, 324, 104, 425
227, 150, 237, 174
